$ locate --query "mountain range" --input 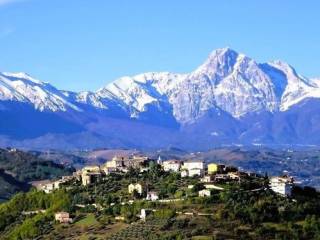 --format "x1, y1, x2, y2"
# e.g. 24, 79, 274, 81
1, 47, 320, 150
